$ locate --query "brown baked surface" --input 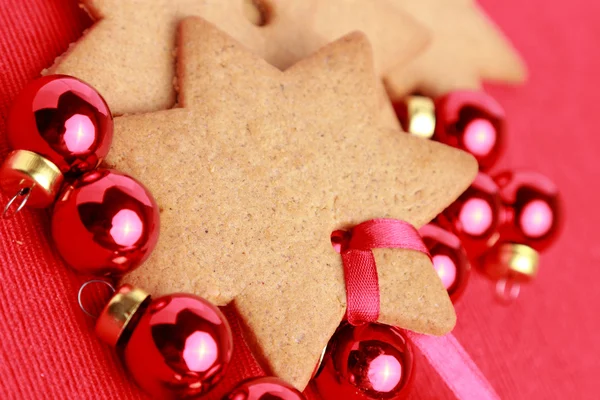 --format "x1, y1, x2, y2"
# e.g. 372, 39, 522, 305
105, 18, 477, 389
47, 0, 429, 128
